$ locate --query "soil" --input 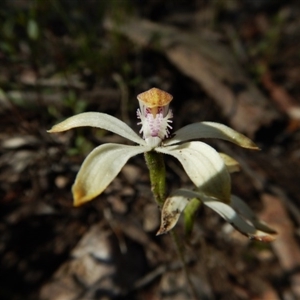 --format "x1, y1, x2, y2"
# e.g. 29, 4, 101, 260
1, 1, 300, 299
